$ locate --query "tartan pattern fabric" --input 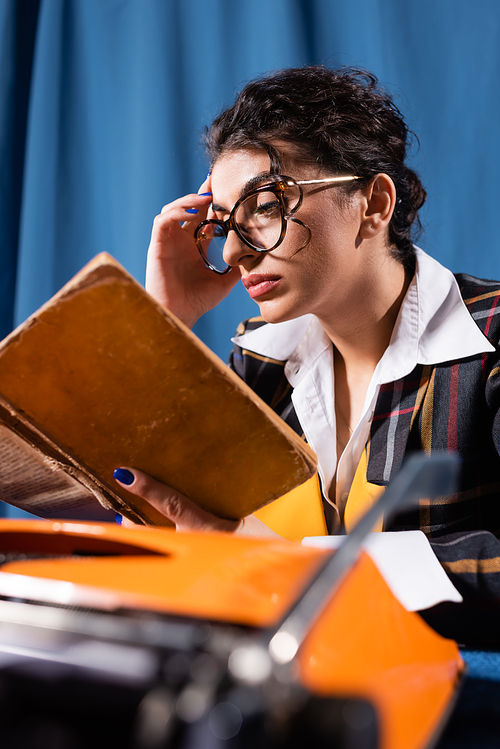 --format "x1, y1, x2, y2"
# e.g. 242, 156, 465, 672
429, 530, 500, 599
229, 275, 500, 599
370, 274, 500, 544
229, 317, 303, 437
